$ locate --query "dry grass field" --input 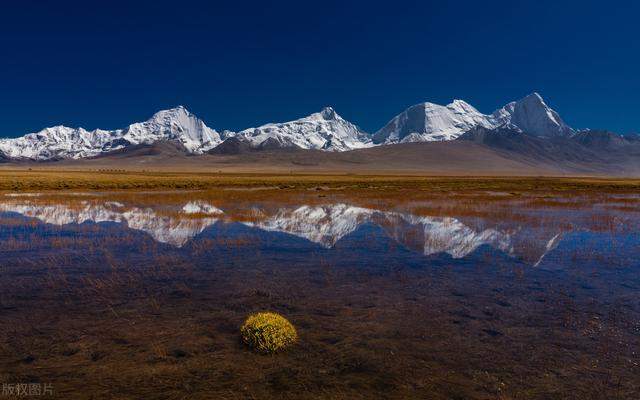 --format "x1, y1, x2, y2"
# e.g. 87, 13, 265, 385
0, 168, 639, 192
